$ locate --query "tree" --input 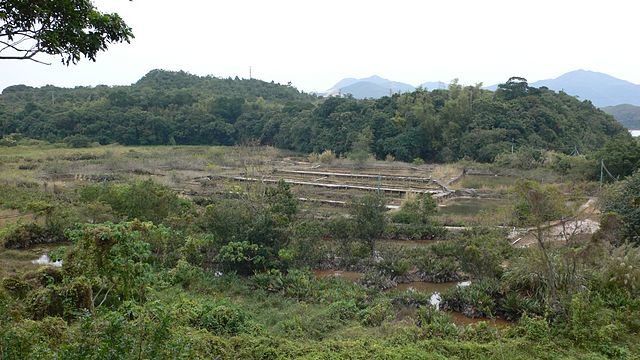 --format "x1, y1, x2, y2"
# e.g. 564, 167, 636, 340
0, 0, 133, 64
496, 77, 529, 100
349, 193, 387, 255
593, 135, 640, 180
601, 170, 640, 244
512, 180, 569, 311
348, 126, 373, 166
